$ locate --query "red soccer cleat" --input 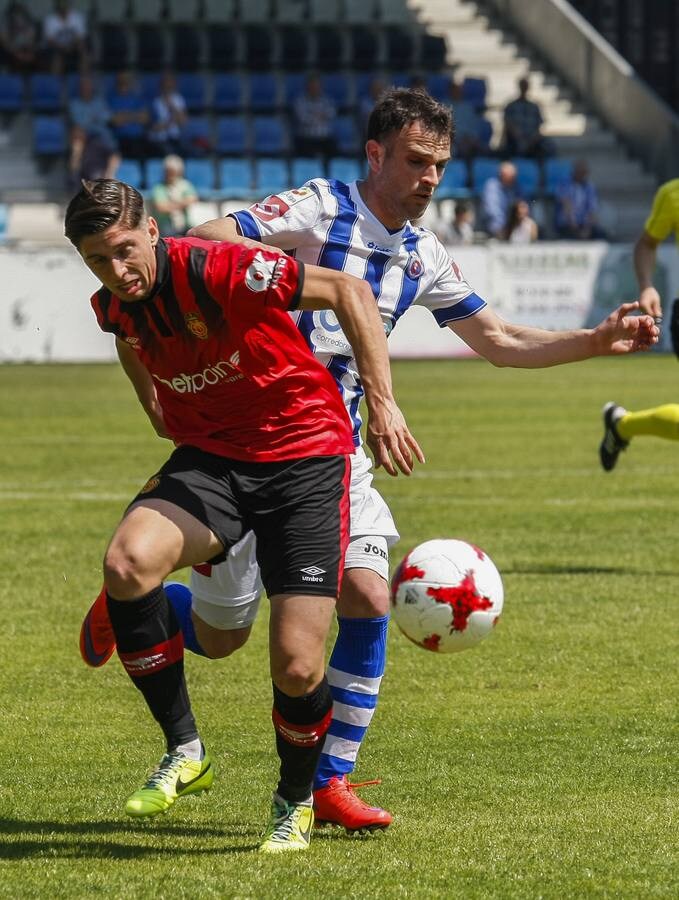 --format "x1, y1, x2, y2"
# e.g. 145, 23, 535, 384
313, 776, 392, 833
79, 586, 116, 667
